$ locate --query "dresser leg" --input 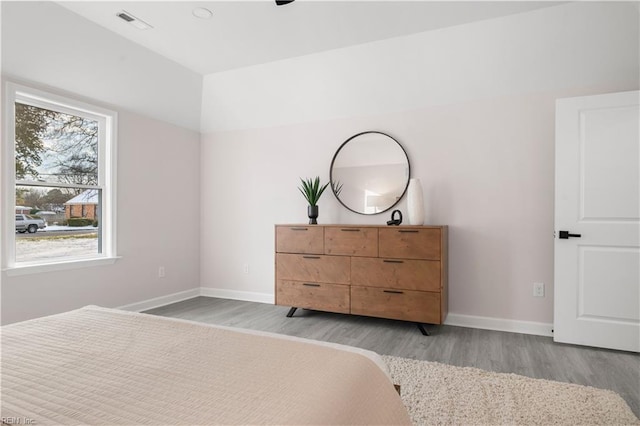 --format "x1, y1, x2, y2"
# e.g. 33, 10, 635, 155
416, 323, 430, 336
286, 307, 298, 318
